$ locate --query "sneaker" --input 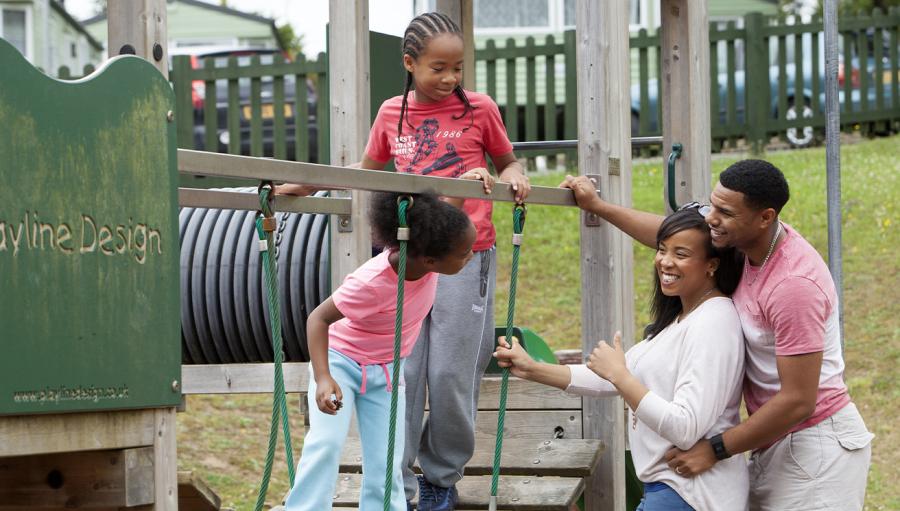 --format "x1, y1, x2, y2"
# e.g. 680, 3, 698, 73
416, 475, 458, 511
